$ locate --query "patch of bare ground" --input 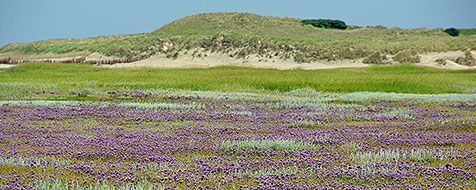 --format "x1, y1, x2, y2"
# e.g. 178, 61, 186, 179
0, 64, 15, 69
420, 51, 476, 70
104, 51, 476, 70
103, 52, 368, 70
2, 51, 476, 70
